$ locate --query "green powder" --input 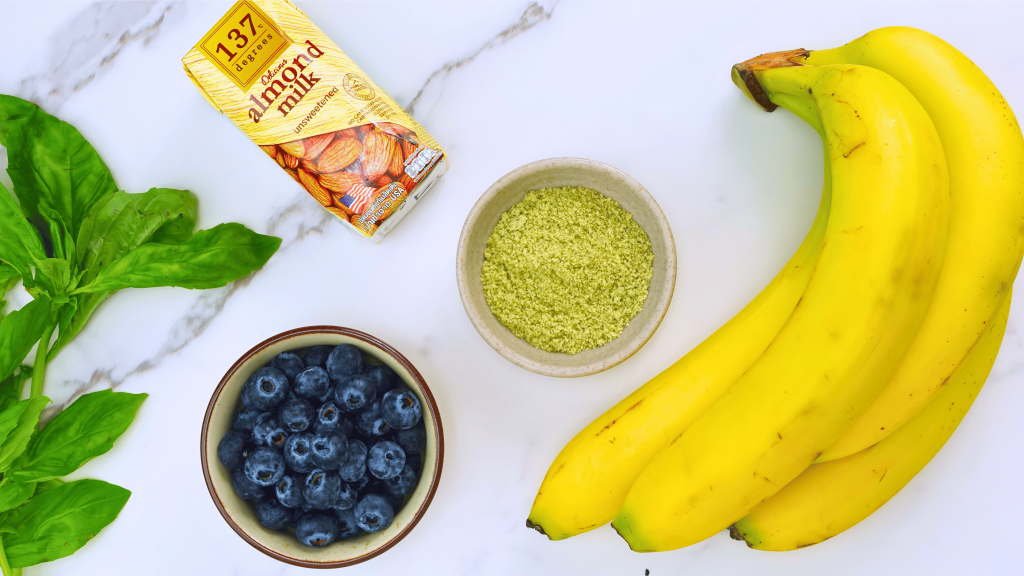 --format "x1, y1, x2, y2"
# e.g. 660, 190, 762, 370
481, 186, 655, 355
